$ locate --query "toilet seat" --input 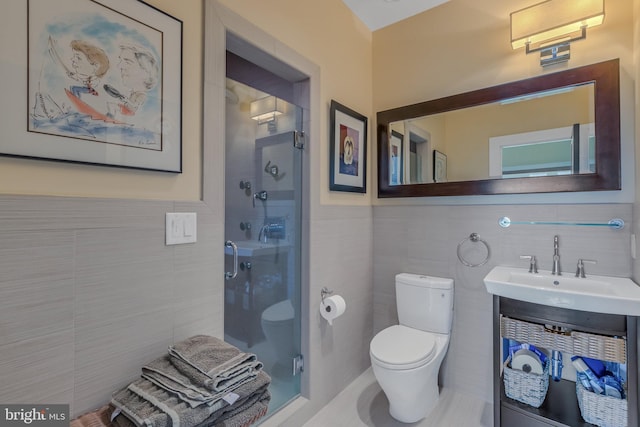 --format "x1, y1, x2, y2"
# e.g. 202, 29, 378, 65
261, 300, 294, 323
370, 325, 436, 370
